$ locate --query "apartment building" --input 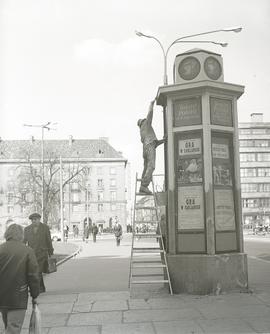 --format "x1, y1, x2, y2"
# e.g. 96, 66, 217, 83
239, 113, 270, 228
